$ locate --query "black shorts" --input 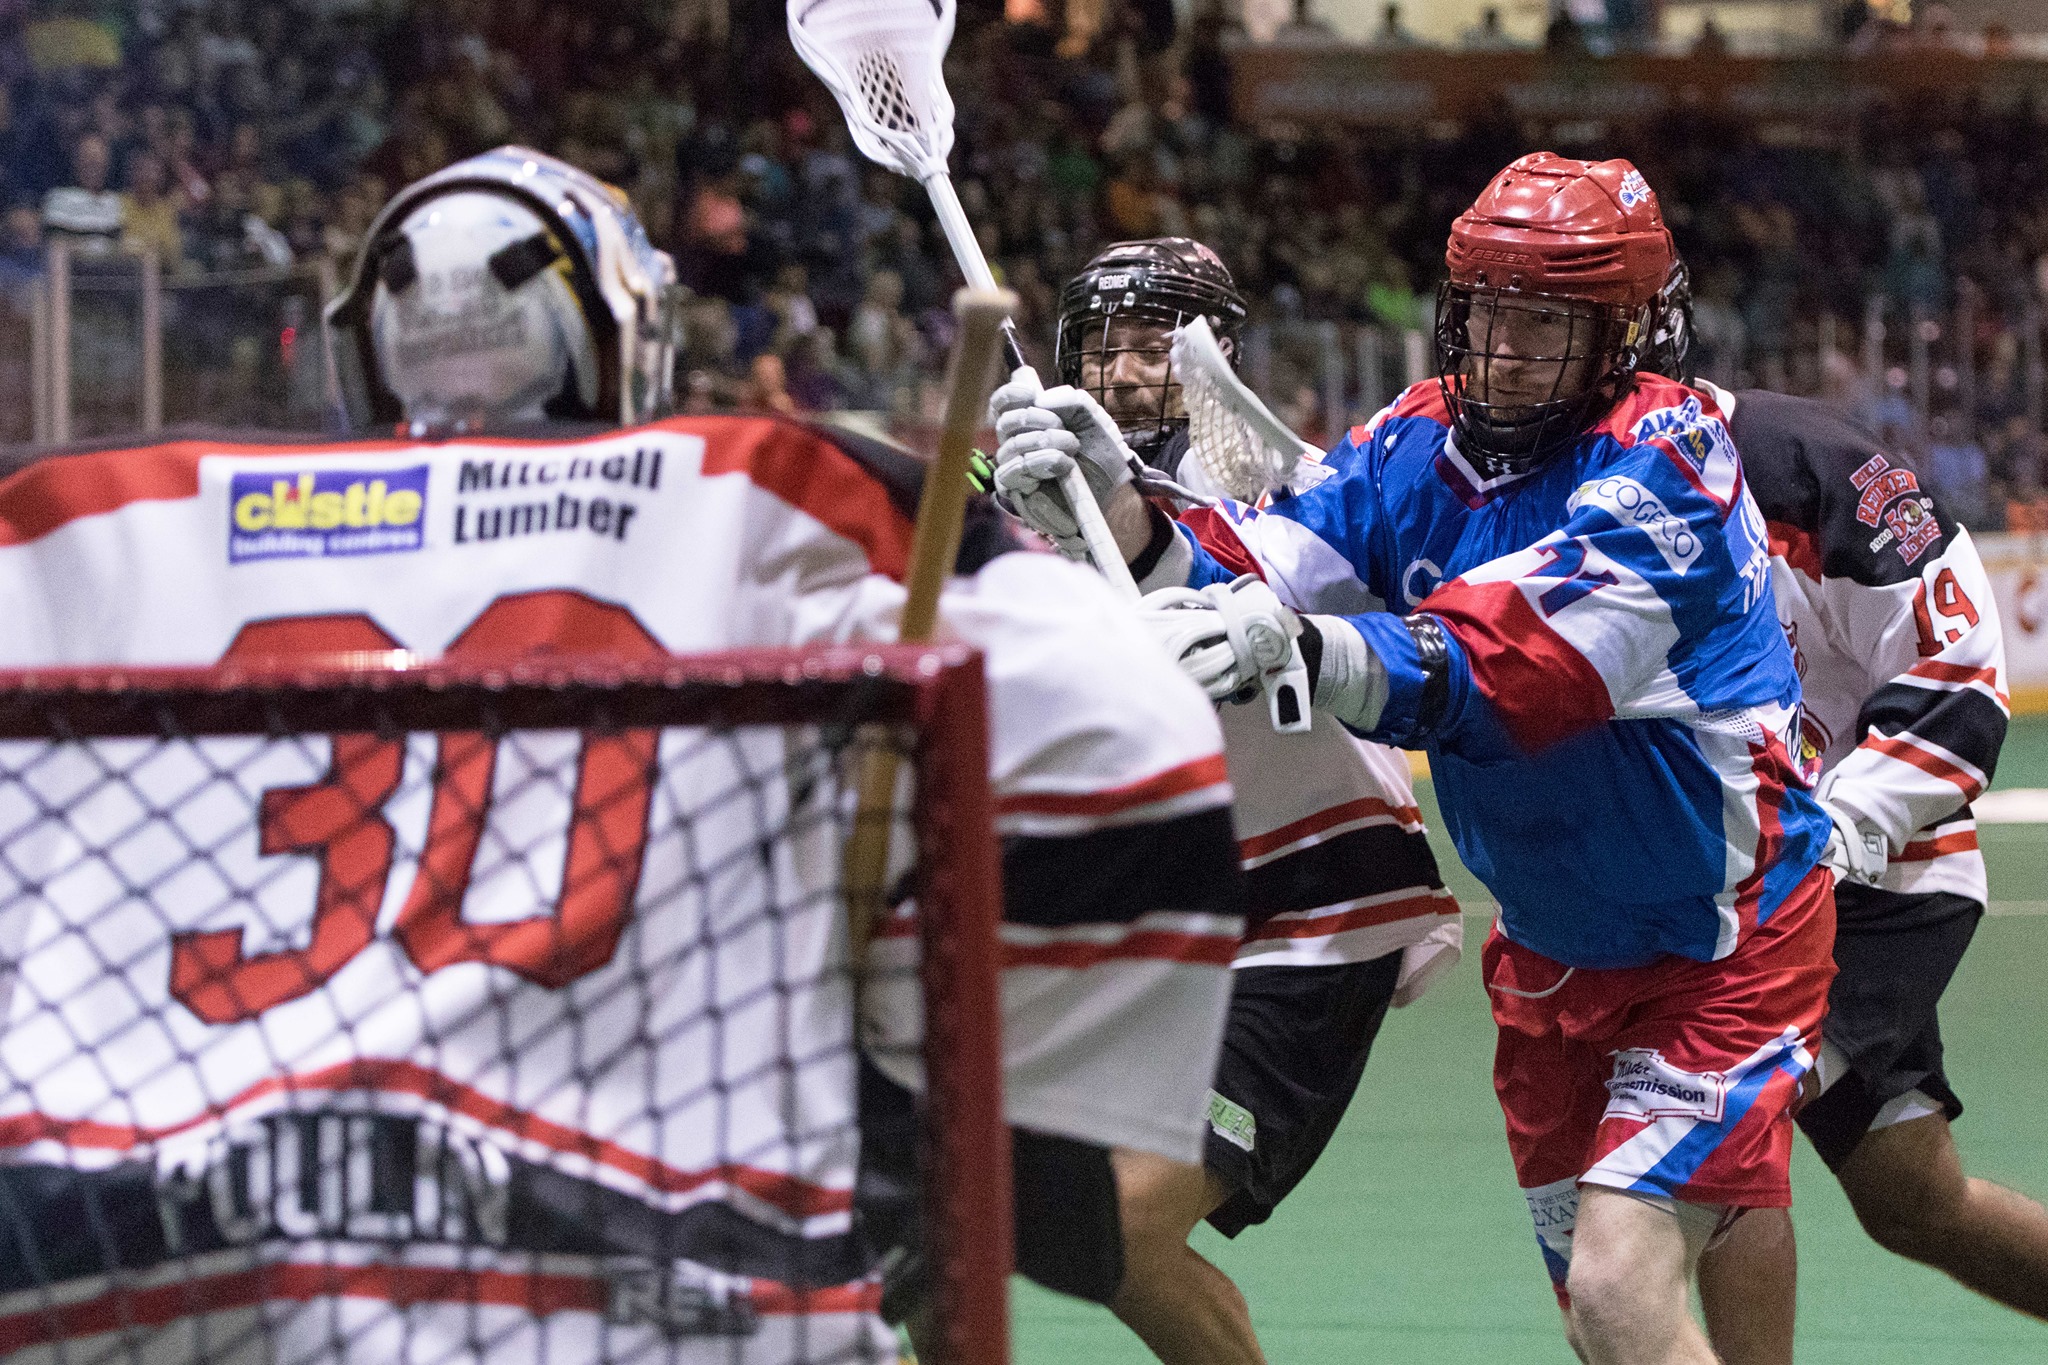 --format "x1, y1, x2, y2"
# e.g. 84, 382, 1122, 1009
857, 1056, 1124, 1309
1797, 885, 1981, 1171
1203, 951, 1404, 1238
